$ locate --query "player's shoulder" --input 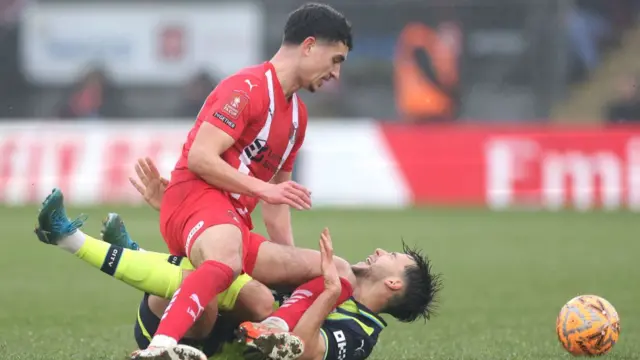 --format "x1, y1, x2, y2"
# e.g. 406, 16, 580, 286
219, 63, 268, 89
212, 64, 270, 107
